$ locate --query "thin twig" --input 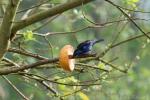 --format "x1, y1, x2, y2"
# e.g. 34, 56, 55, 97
33, 18, 150, 36
16, 72, 103, 86
105, 0, 150, 39
2, 57, 20, 67
17, 0, 52, 13
43, 36, 54, 58
2, 31, 149, 75
76, 63, 109, 72
32, 14, 61, 32
2, 76, 30, 100
98, 58, 127, 73
99, 32, 150, 57
8, 48, 48, 60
